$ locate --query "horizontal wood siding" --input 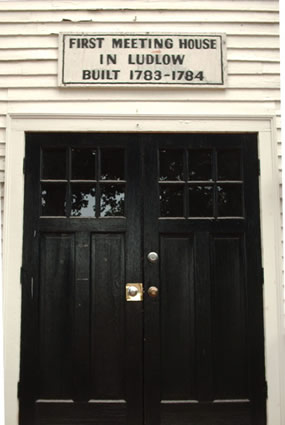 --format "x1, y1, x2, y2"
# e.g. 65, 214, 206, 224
0, 0, 281, 275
